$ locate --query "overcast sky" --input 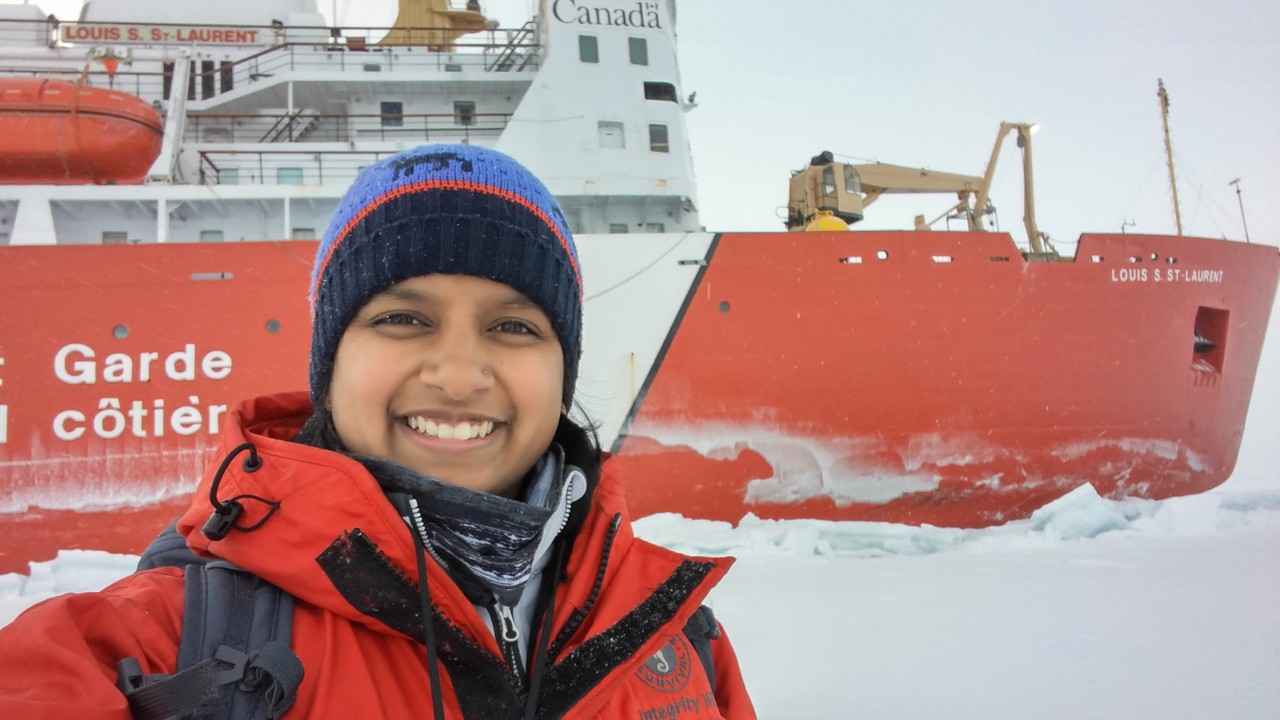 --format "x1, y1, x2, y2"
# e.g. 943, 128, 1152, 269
490, 0, 1275, 246
673, 0, 1279, 245
12, 0, 1278, 248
